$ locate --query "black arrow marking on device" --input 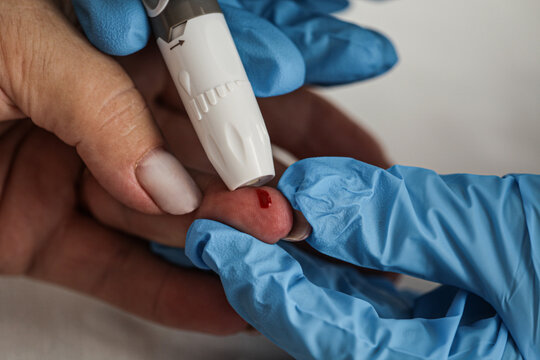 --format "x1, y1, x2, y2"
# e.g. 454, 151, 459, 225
170, 40, 185, 50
